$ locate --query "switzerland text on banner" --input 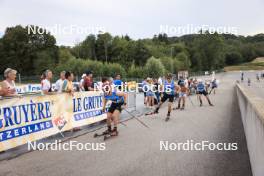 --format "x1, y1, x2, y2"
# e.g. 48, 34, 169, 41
0, 91, 106, 152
